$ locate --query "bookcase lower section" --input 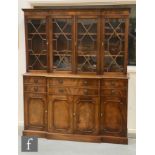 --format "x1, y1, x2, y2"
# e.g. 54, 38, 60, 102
23, 130, 128, 144
23, 74, 128, 144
